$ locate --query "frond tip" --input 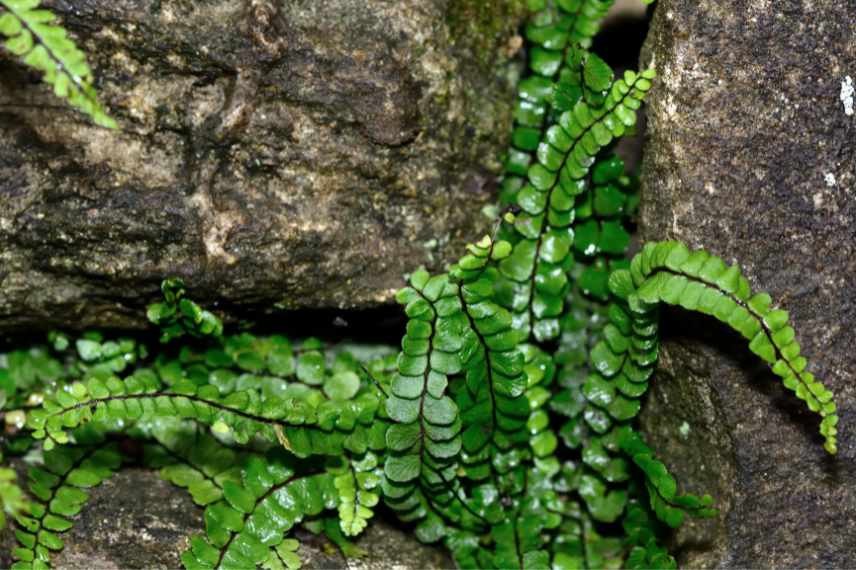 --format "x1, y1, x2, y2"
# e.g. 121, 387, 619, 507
0, 0, 117, 128
613, 241, 839, 454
